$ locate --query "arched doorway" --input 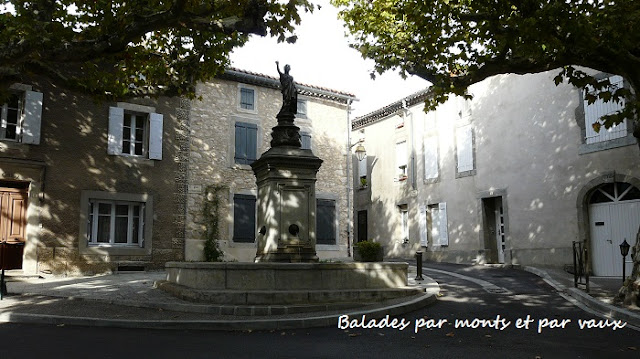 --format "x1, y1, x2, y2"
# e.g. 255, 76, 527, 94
589, 182, 640, 276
